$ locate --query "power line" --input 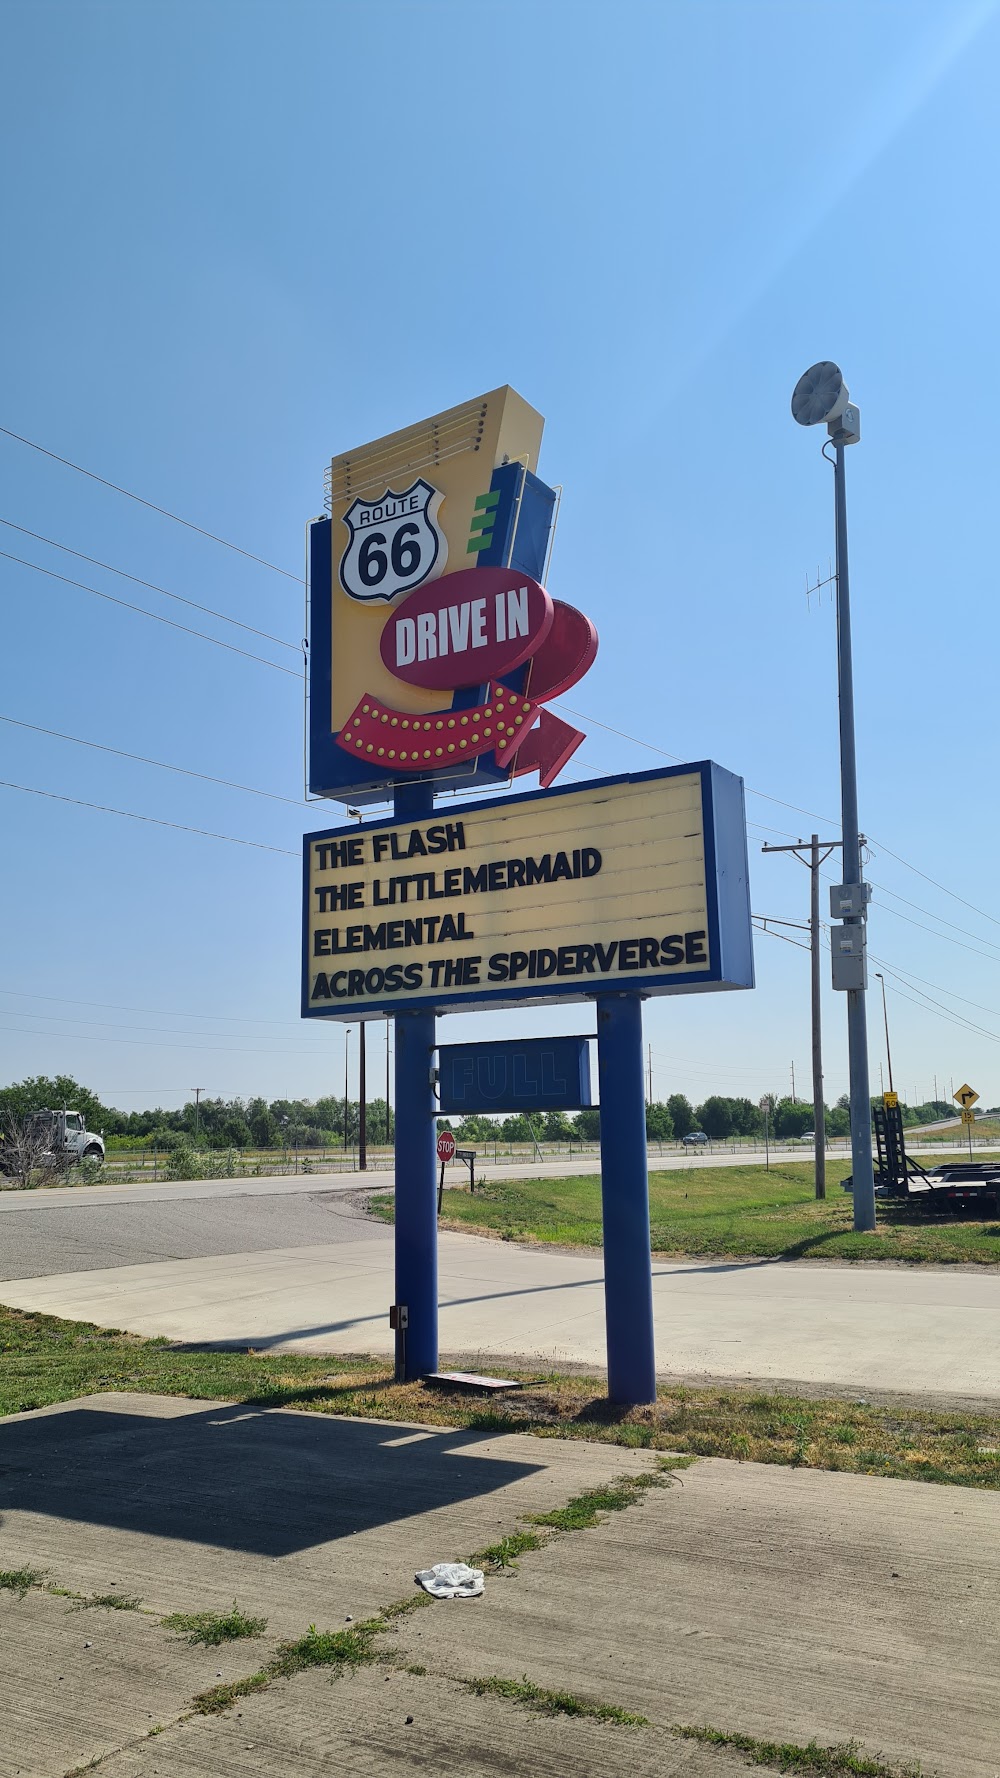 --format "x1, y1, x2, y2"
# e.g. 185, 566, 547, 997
553, 699, 841, 830
0, 425, 303, 583
866, 832, 1000, 933
1, 550, 300, 678
1, 1007, 330, 1046
867, 898, 1000, 965
0, 779, 298, 855
0, 714, 307, 808
0, 986, 323, 1030
6, 442, 995, 952
848, 957, 1000, 1023
8, 427, 990, 945
0, 518, 301, 652
0, 1020, 331, 1057
866, 874, 1000, 955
